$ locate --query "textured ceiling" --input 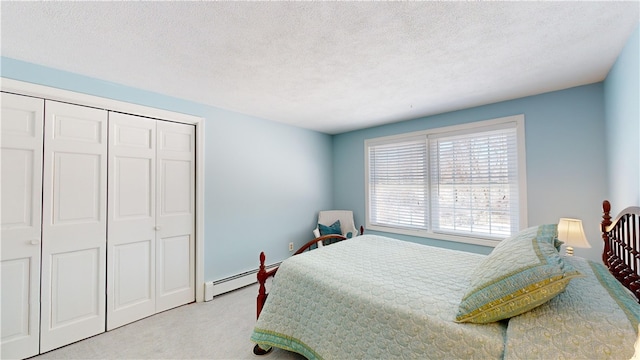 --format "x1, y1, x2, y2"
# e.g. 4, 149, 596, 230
1, 2, 638, 134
